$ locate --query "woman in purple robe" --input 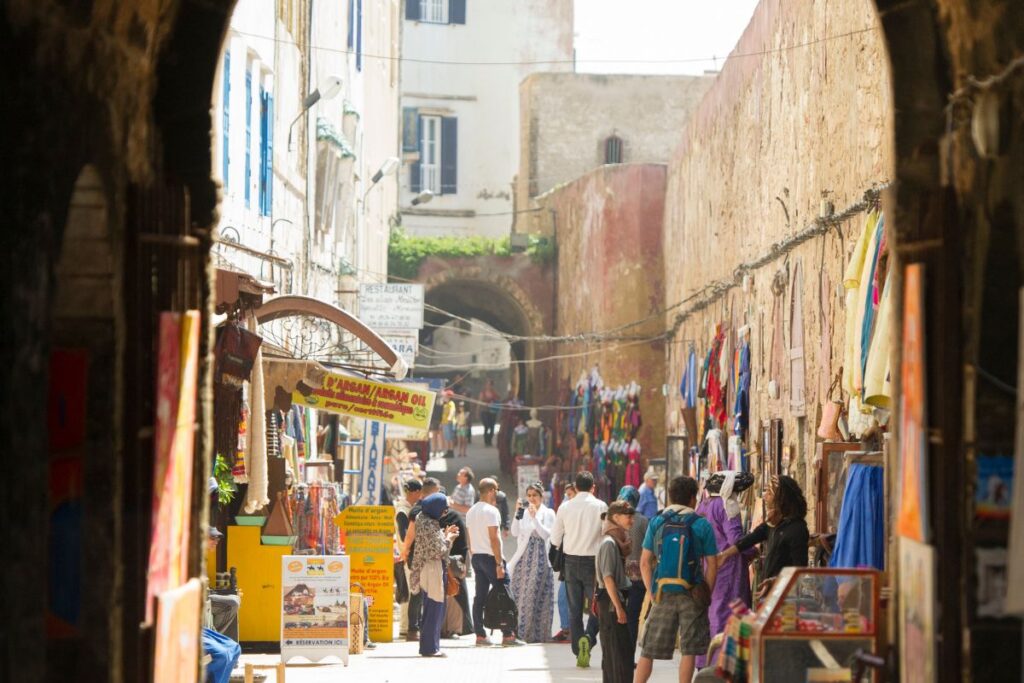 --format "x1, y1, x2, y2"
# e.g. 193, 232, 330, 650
695, 471, 755, 669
